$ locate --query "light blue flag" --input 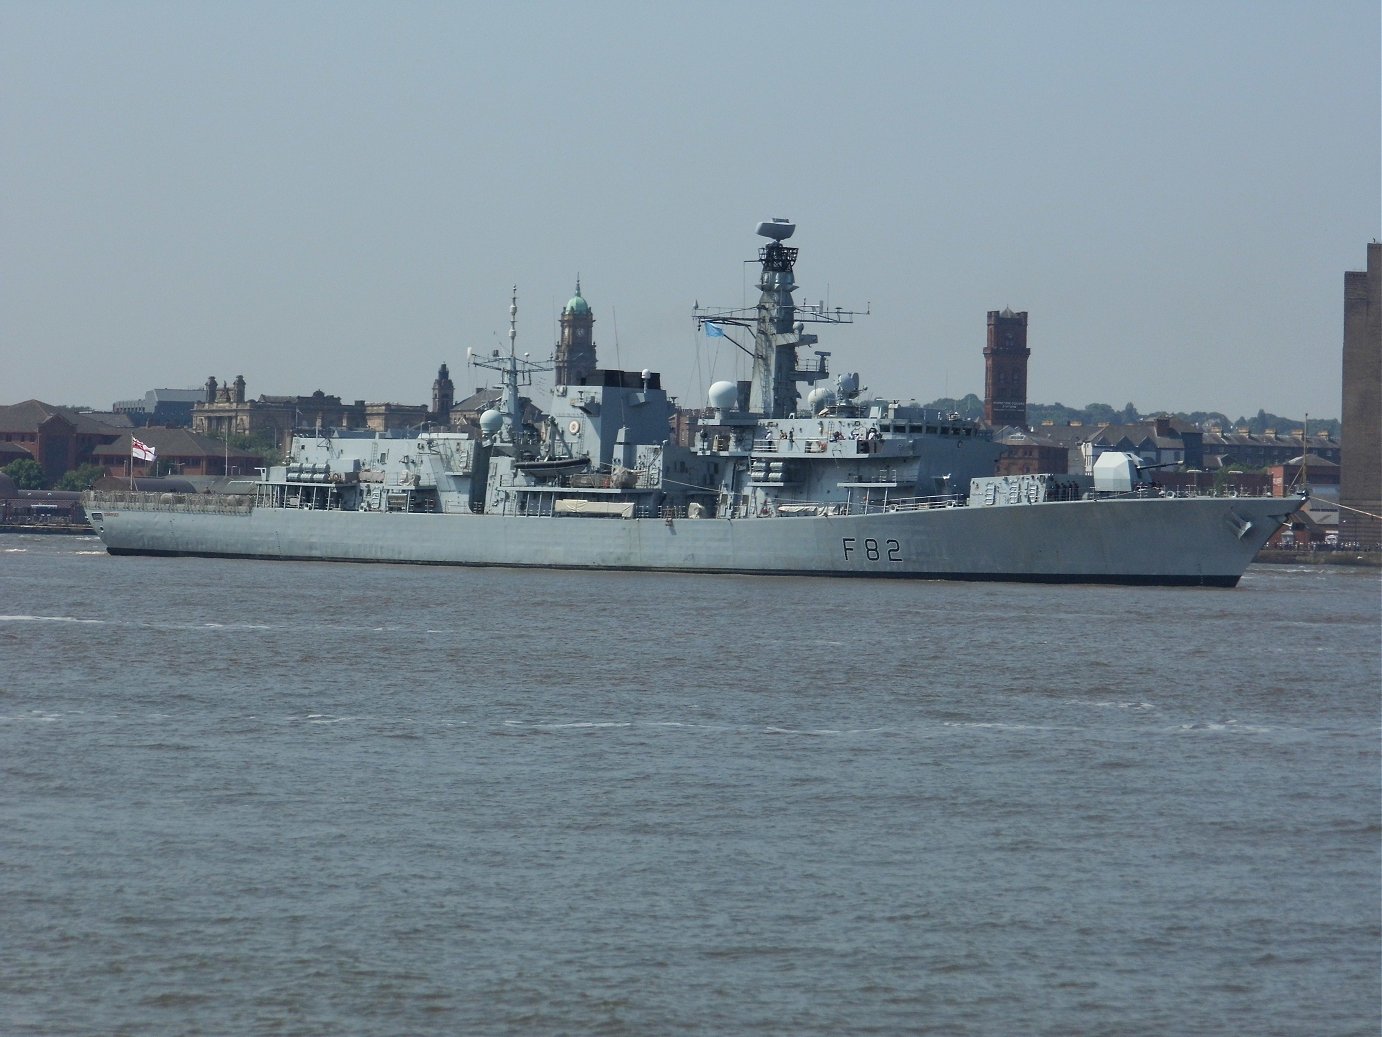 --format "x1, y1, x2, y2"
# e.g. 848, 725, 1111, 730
704, 322, 725, 338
